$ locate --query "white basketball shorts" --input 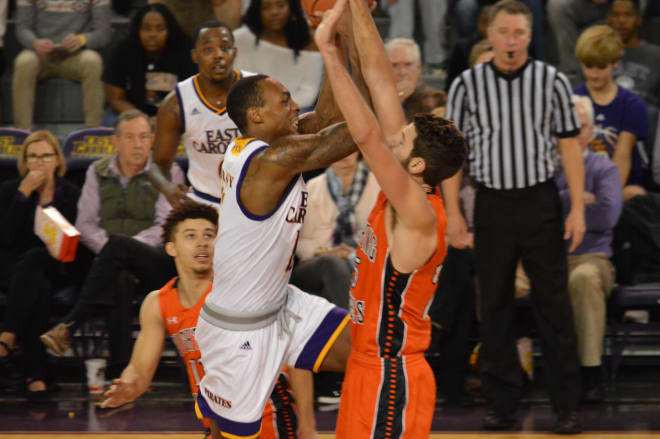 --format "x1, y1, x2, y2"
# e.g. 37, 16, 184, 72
194, 285, 349, 438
